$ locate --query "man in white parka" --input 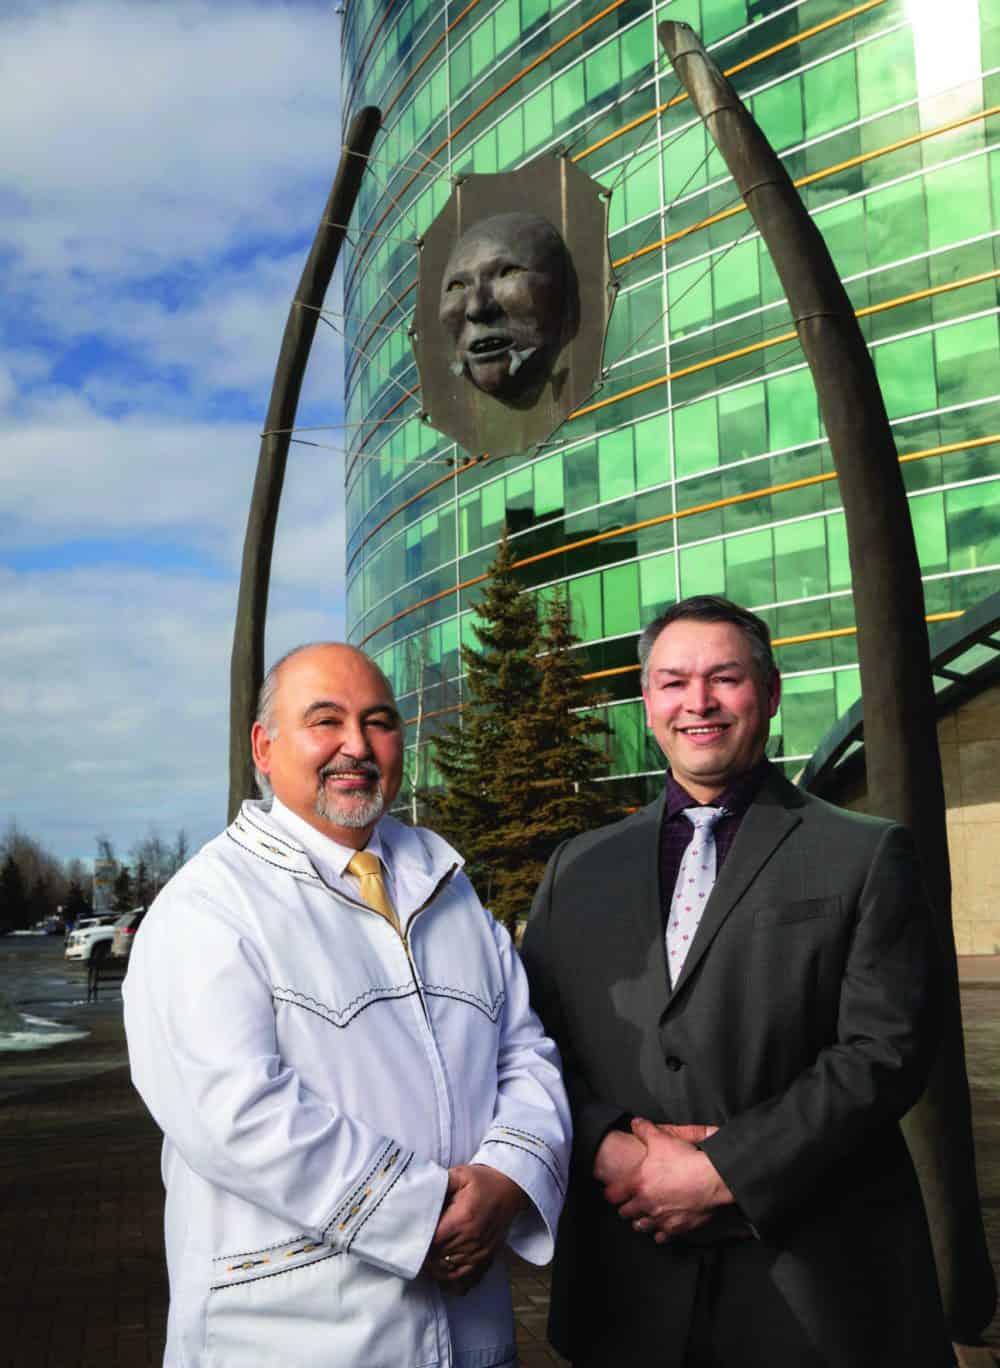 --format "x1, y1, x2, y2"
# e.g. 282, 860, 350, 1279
124, 643, 571, 1368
